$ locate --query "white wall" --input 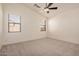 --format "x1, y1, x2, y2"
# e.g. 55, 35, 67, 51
3, 4, 46, 45
48, 5, 79, 44
0, 4, 3, 48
